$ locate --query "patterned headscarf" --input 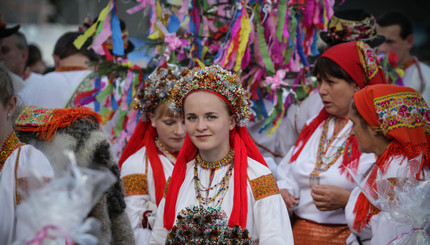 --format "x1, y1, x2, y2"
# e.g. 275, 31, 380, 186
319, 41, 386, 89
15, 106, 102, 142
352, 84, 430, 231
290, 41, 387, 176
